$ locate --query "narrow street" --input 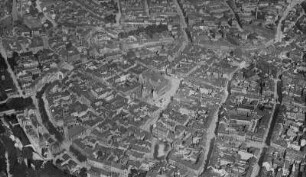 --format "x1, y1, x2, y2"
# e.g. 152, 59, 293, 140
173, 0, 187, 28
5, 151, 12, 177
200, 63, 246, 175
144, 0, 150, 17
73, 0, 105, 21
275, 0, 304, 42
12, 0, 17, 21
250, 73, 282, 177
114, 0, 121, 26
225, 0, 244, 32
31, 95, 49, 135
0, 38, 24, 97
249, 106, 276, 177
171, 0, 189, 61
0, 15, 10, 22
